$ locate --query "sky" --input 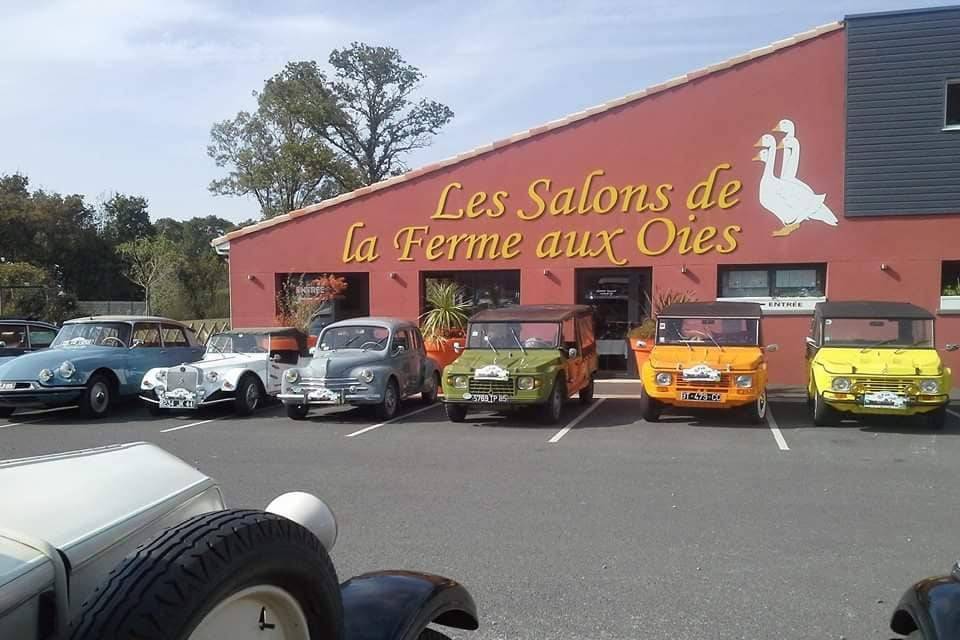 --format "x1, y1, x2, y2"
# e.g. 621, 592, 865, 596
0, 0, 949, 223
